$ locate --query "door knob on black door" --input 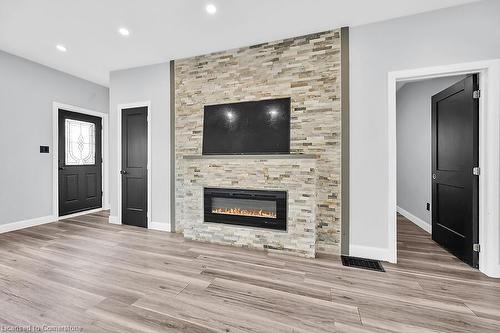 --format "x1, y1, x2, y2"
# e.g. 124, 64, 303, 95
120, 170, 128, 175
